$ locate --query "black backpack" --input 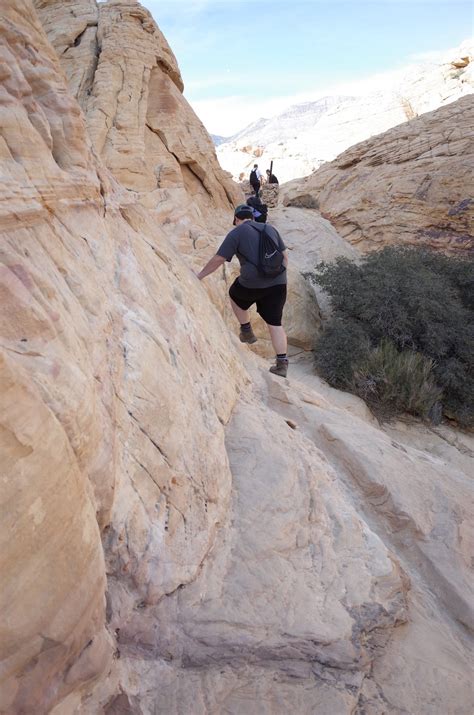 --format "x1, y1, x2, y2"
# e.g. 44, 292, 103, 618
255, 203, 268, 223
252, 225, 285, 278
250, 169, 258, 184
